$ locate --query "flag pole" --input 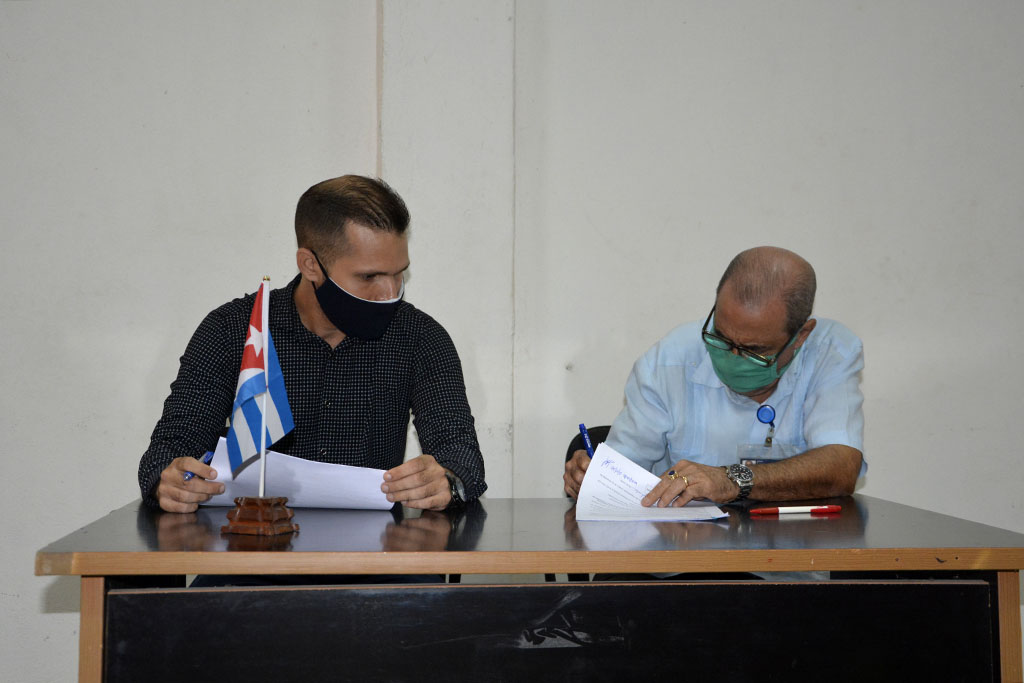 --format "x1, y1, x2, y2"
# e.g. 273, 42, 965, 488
223, 275, 297, 537
258, 277, 270, 498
